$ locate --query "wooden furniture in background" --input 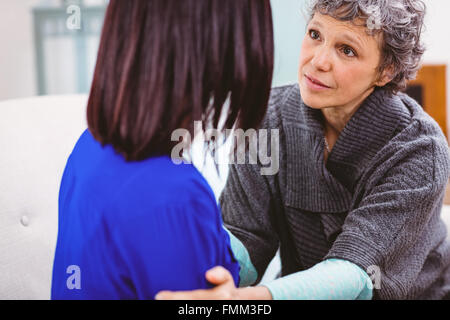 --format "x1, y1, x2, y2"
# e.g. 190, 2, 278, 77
406, 64, 447, 139
445, 182, 450, 205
